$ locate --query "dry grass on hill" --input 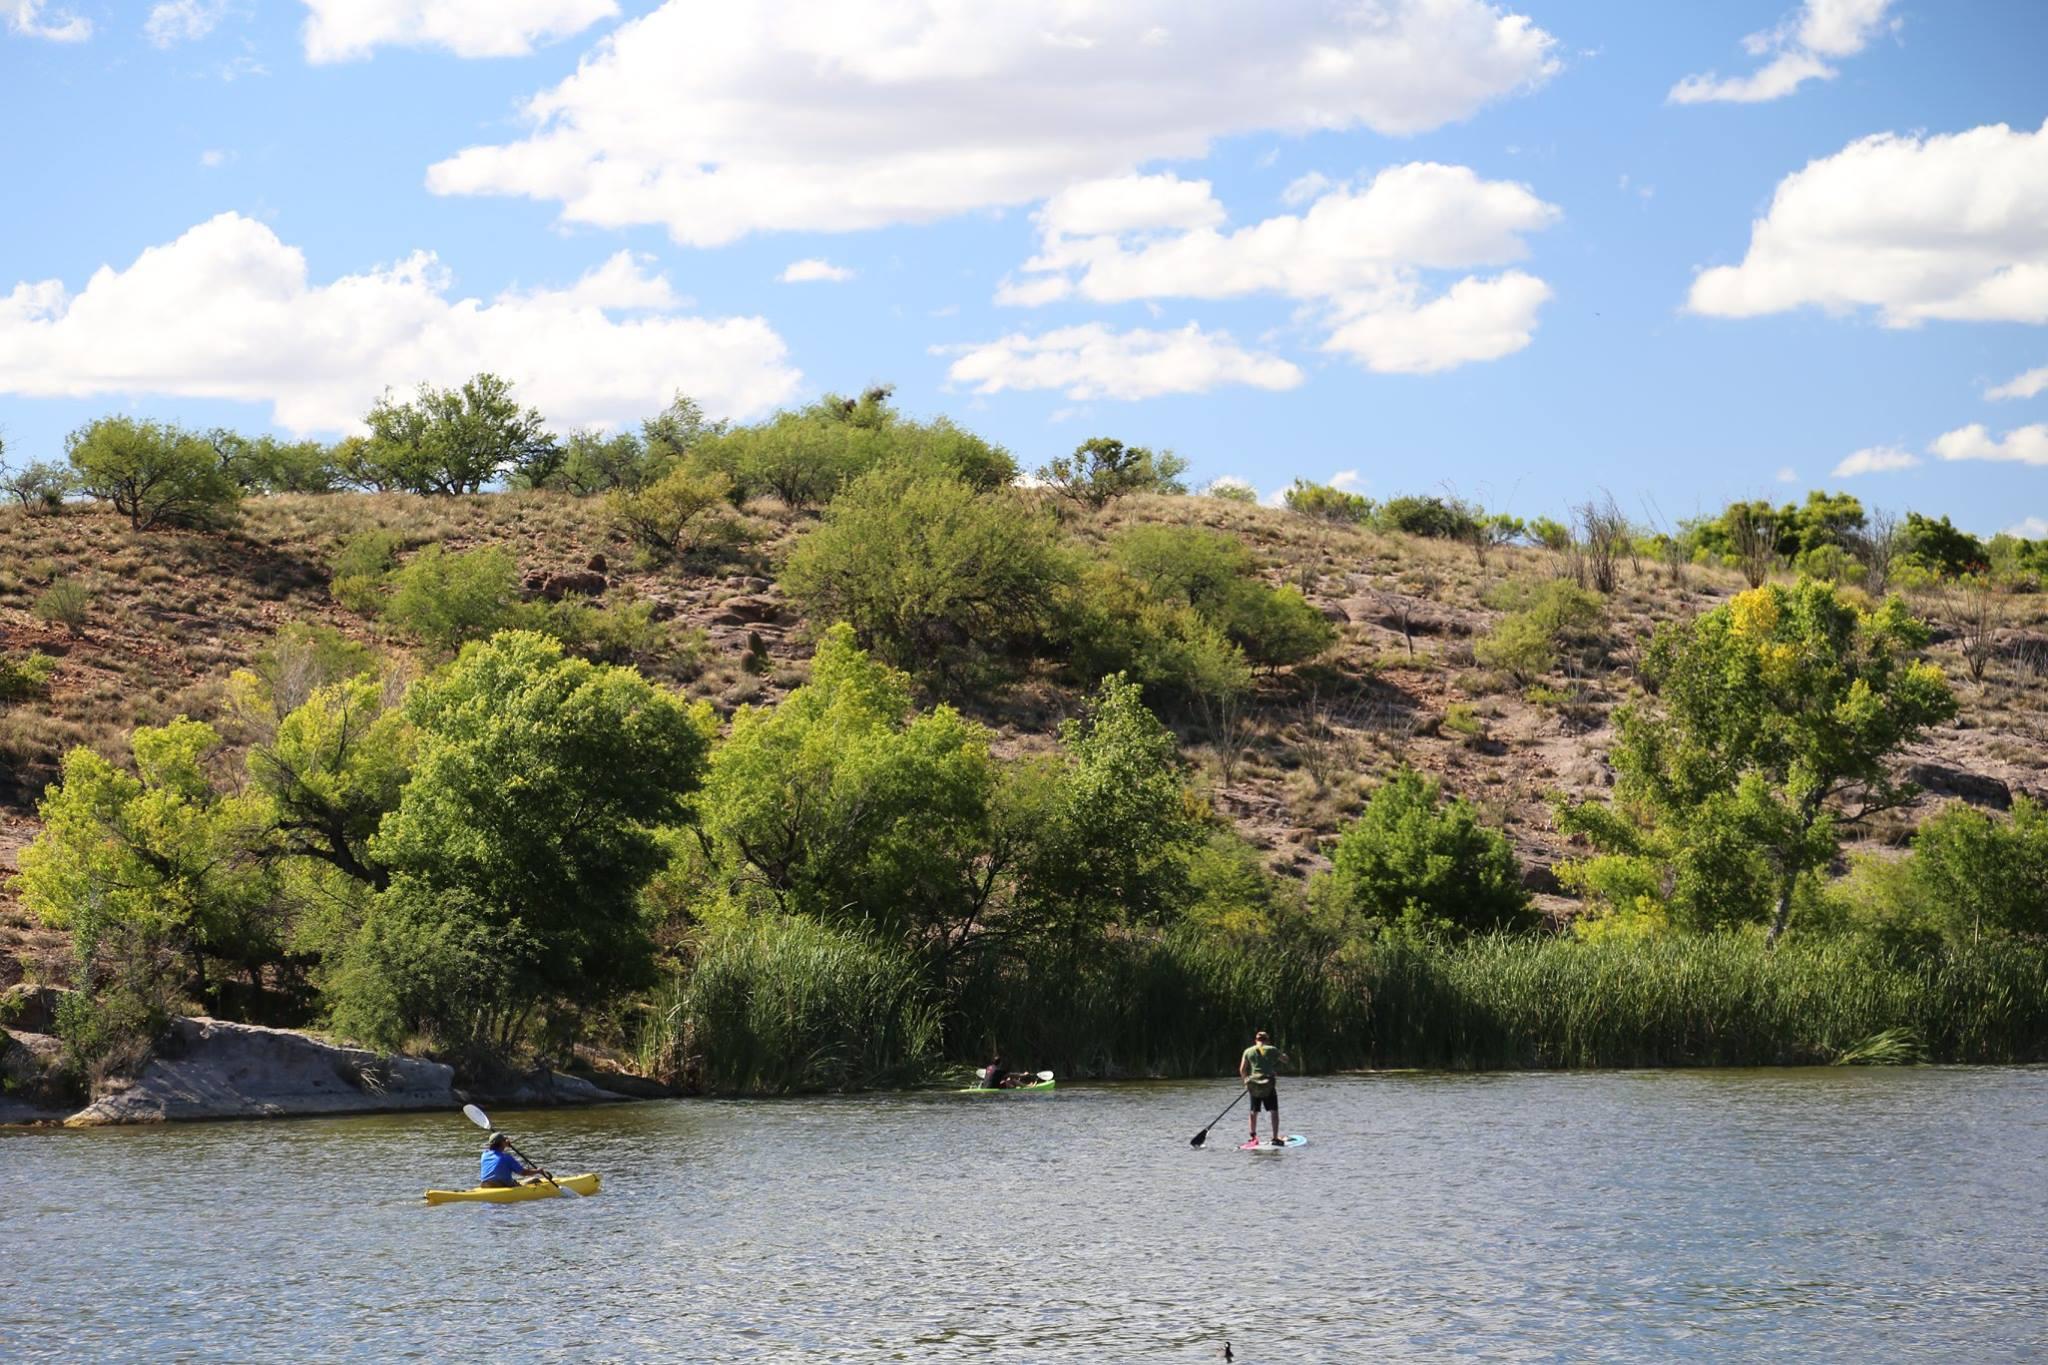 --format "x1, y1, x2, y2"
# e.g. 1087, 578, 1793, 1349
4, 490, 2047, 946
